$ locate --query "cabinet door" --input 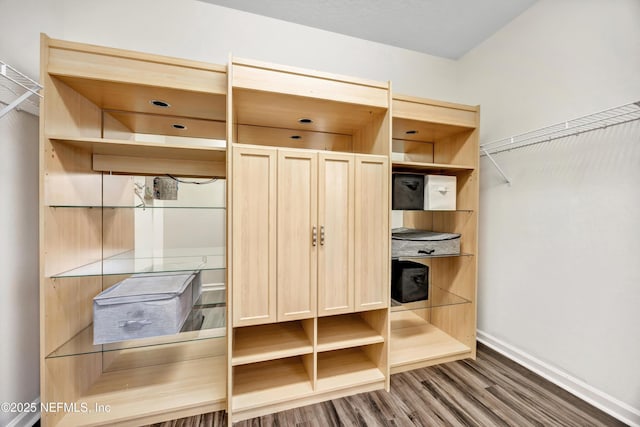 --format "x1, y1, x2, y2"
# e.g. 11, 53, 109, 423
354, 155, 389, 311
232, 147, 277, 327
277, 150, 318, 321
318, 153, 354, 316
